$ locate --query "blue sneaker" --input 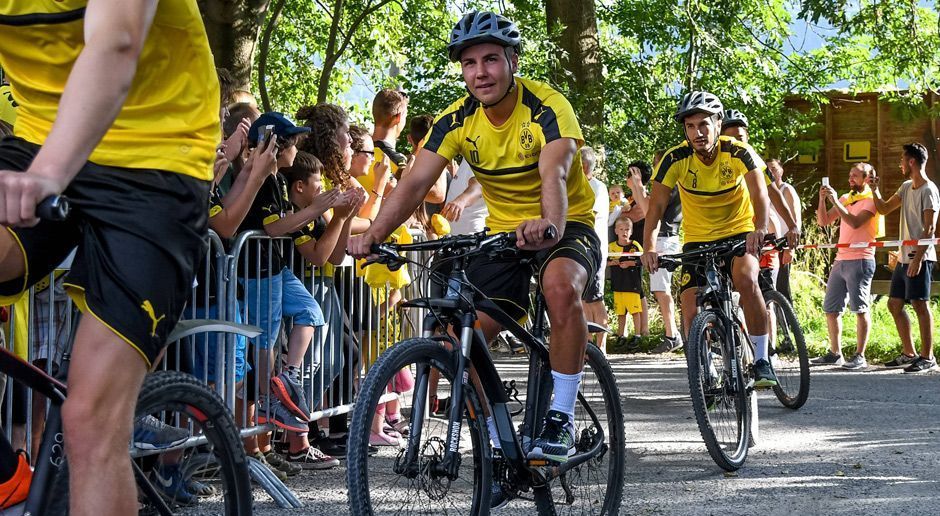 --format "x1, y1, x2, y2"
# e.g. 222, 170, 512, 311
526, 410, 576, 464
151, 463, 198, 507
133, 415, 190, 450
